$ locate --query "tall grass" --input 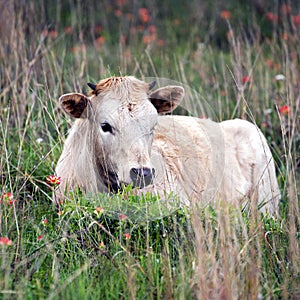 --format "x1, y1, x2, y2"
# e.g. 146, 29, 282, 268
0, 1, 299, 299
